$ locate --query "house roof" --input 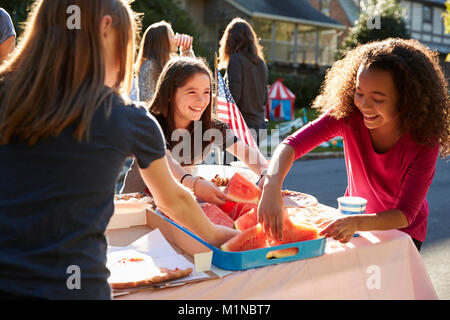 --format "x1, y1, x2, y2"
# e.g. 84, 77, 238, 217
226, 0, 346, 30
337, 0, 360, 26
